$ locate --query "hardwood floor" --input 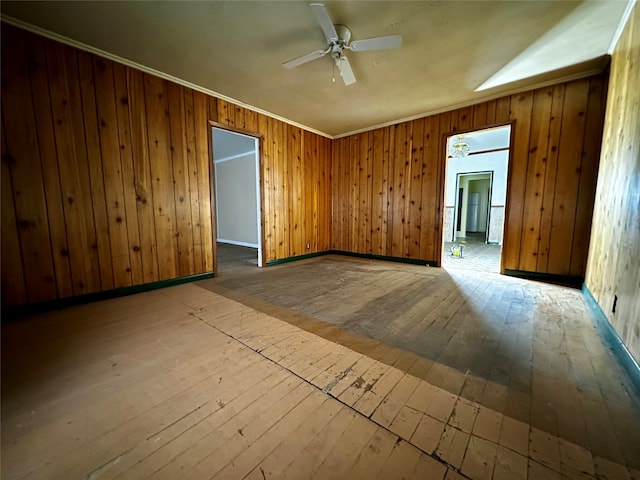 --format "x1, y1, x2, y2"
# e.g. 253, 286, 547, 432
2, 256, 639, 479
